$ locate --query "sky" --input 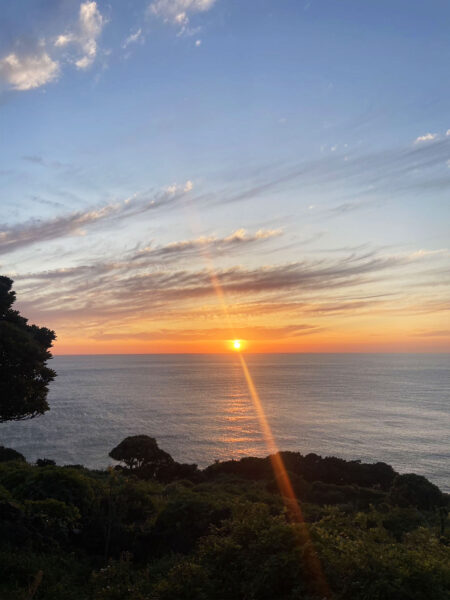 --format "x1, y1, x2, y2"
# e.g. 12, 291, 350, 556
0, 0, 449, 354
